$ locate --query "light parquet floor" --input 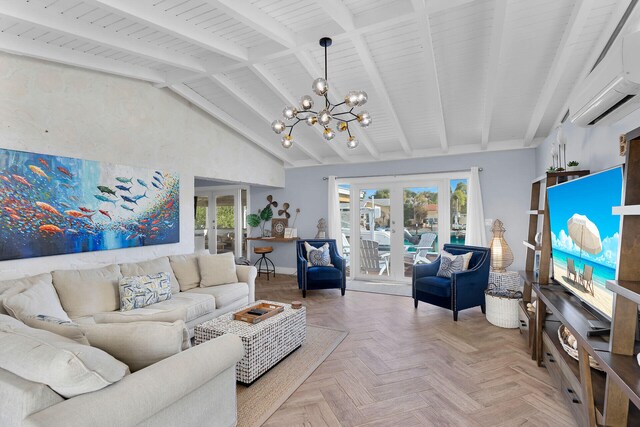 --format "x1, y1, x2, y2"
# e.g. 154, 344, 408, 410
256, 275, 577, 427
